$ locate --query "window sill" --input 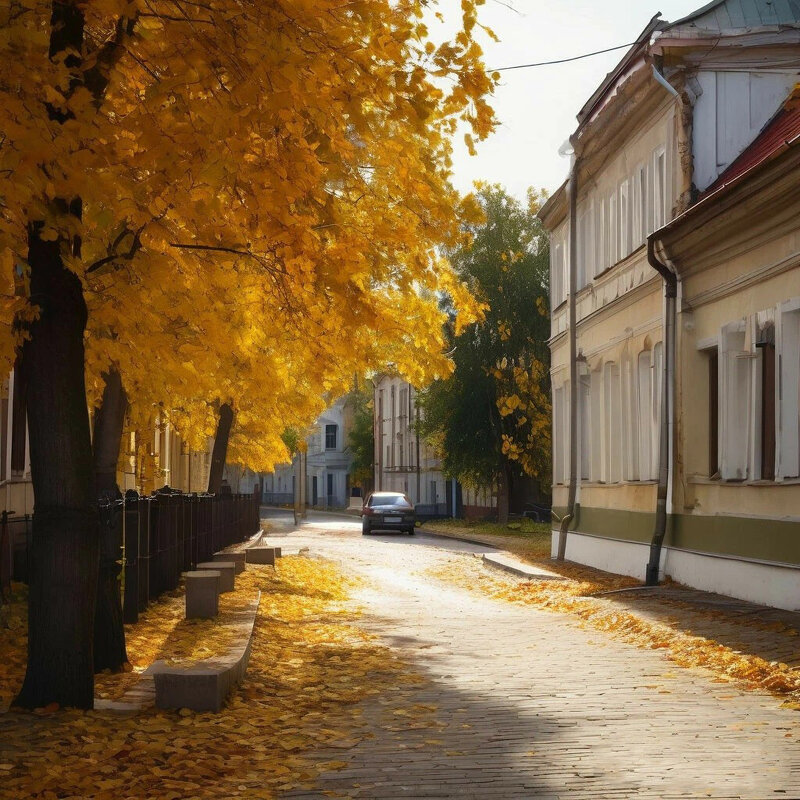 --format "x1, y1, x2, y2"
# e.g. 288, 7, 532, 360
688, 476, 800, 487
552, 480, 659, 489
